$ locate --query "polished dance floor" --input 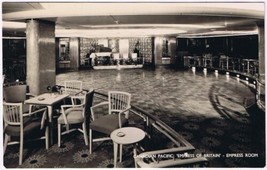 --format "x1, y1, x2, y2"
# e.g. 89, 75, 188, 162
4, 67, 265, 168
